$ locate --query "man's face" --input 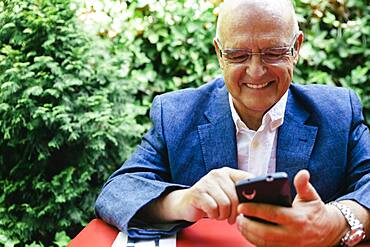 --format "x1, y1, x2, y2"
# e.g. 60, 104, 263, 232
215, 5, 303, 117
